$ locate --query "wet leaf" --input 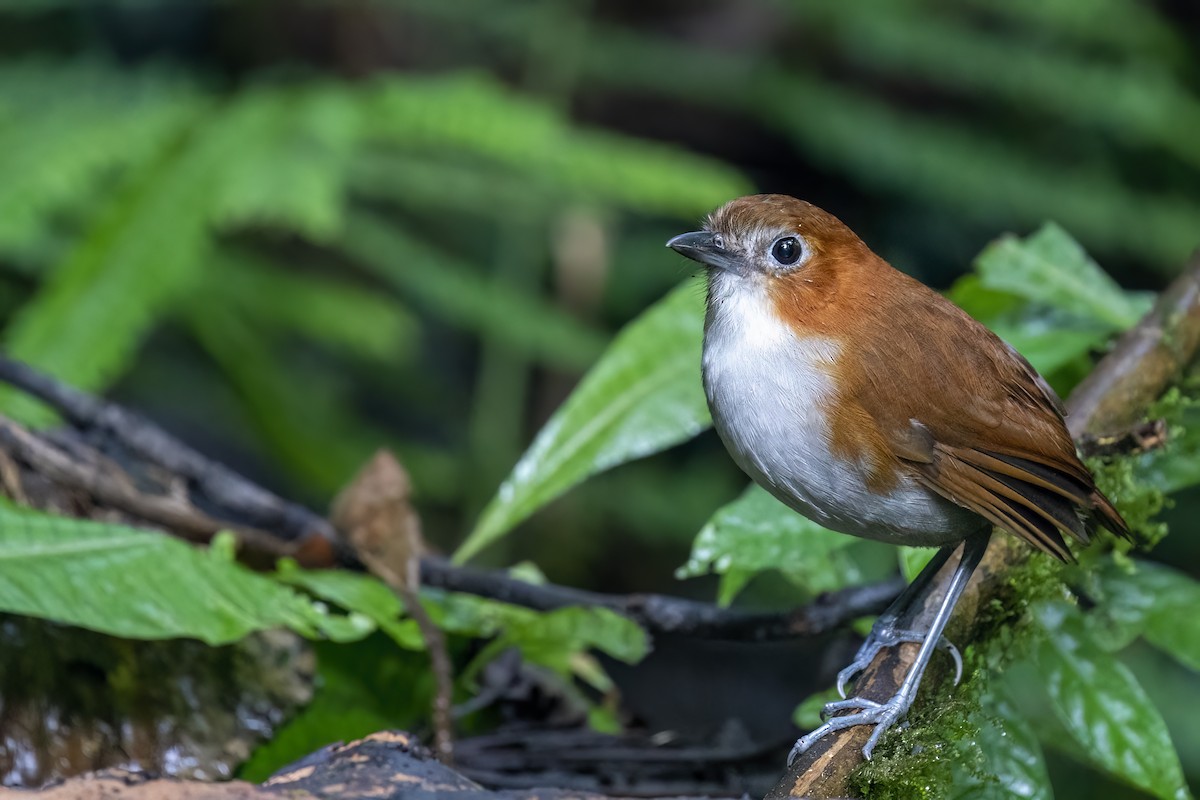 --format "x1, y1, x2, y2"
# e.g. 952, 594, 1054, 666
679, 484, 876, 602
1031, 601, 1191, 800
952, 688, 1053, 800
433, 589, 648, 667
458, 279, 709, 562
1082, 559, 1200, 671
280, 567, 424, 650
974, 223, 1151, 330
949, 275, 1110, 376
0, 506, 365, 645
